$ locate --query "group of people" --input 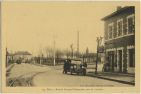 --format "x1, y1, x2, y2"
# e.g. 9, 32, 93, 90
63, 59, 71, 74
